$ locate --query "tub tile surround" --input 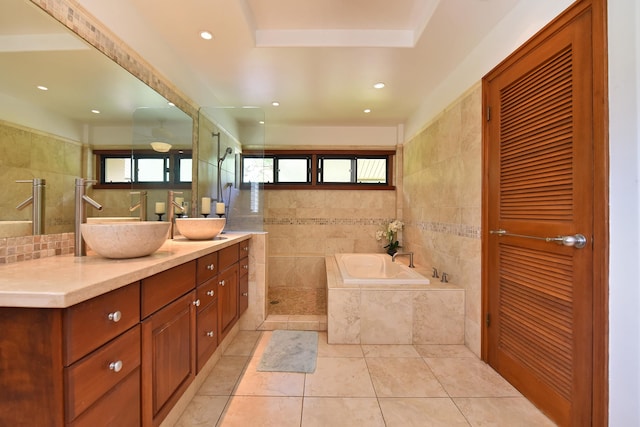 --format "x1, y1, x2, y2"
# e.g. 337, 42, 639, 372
403, 83, 483, 355
326, 255, 465, 345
